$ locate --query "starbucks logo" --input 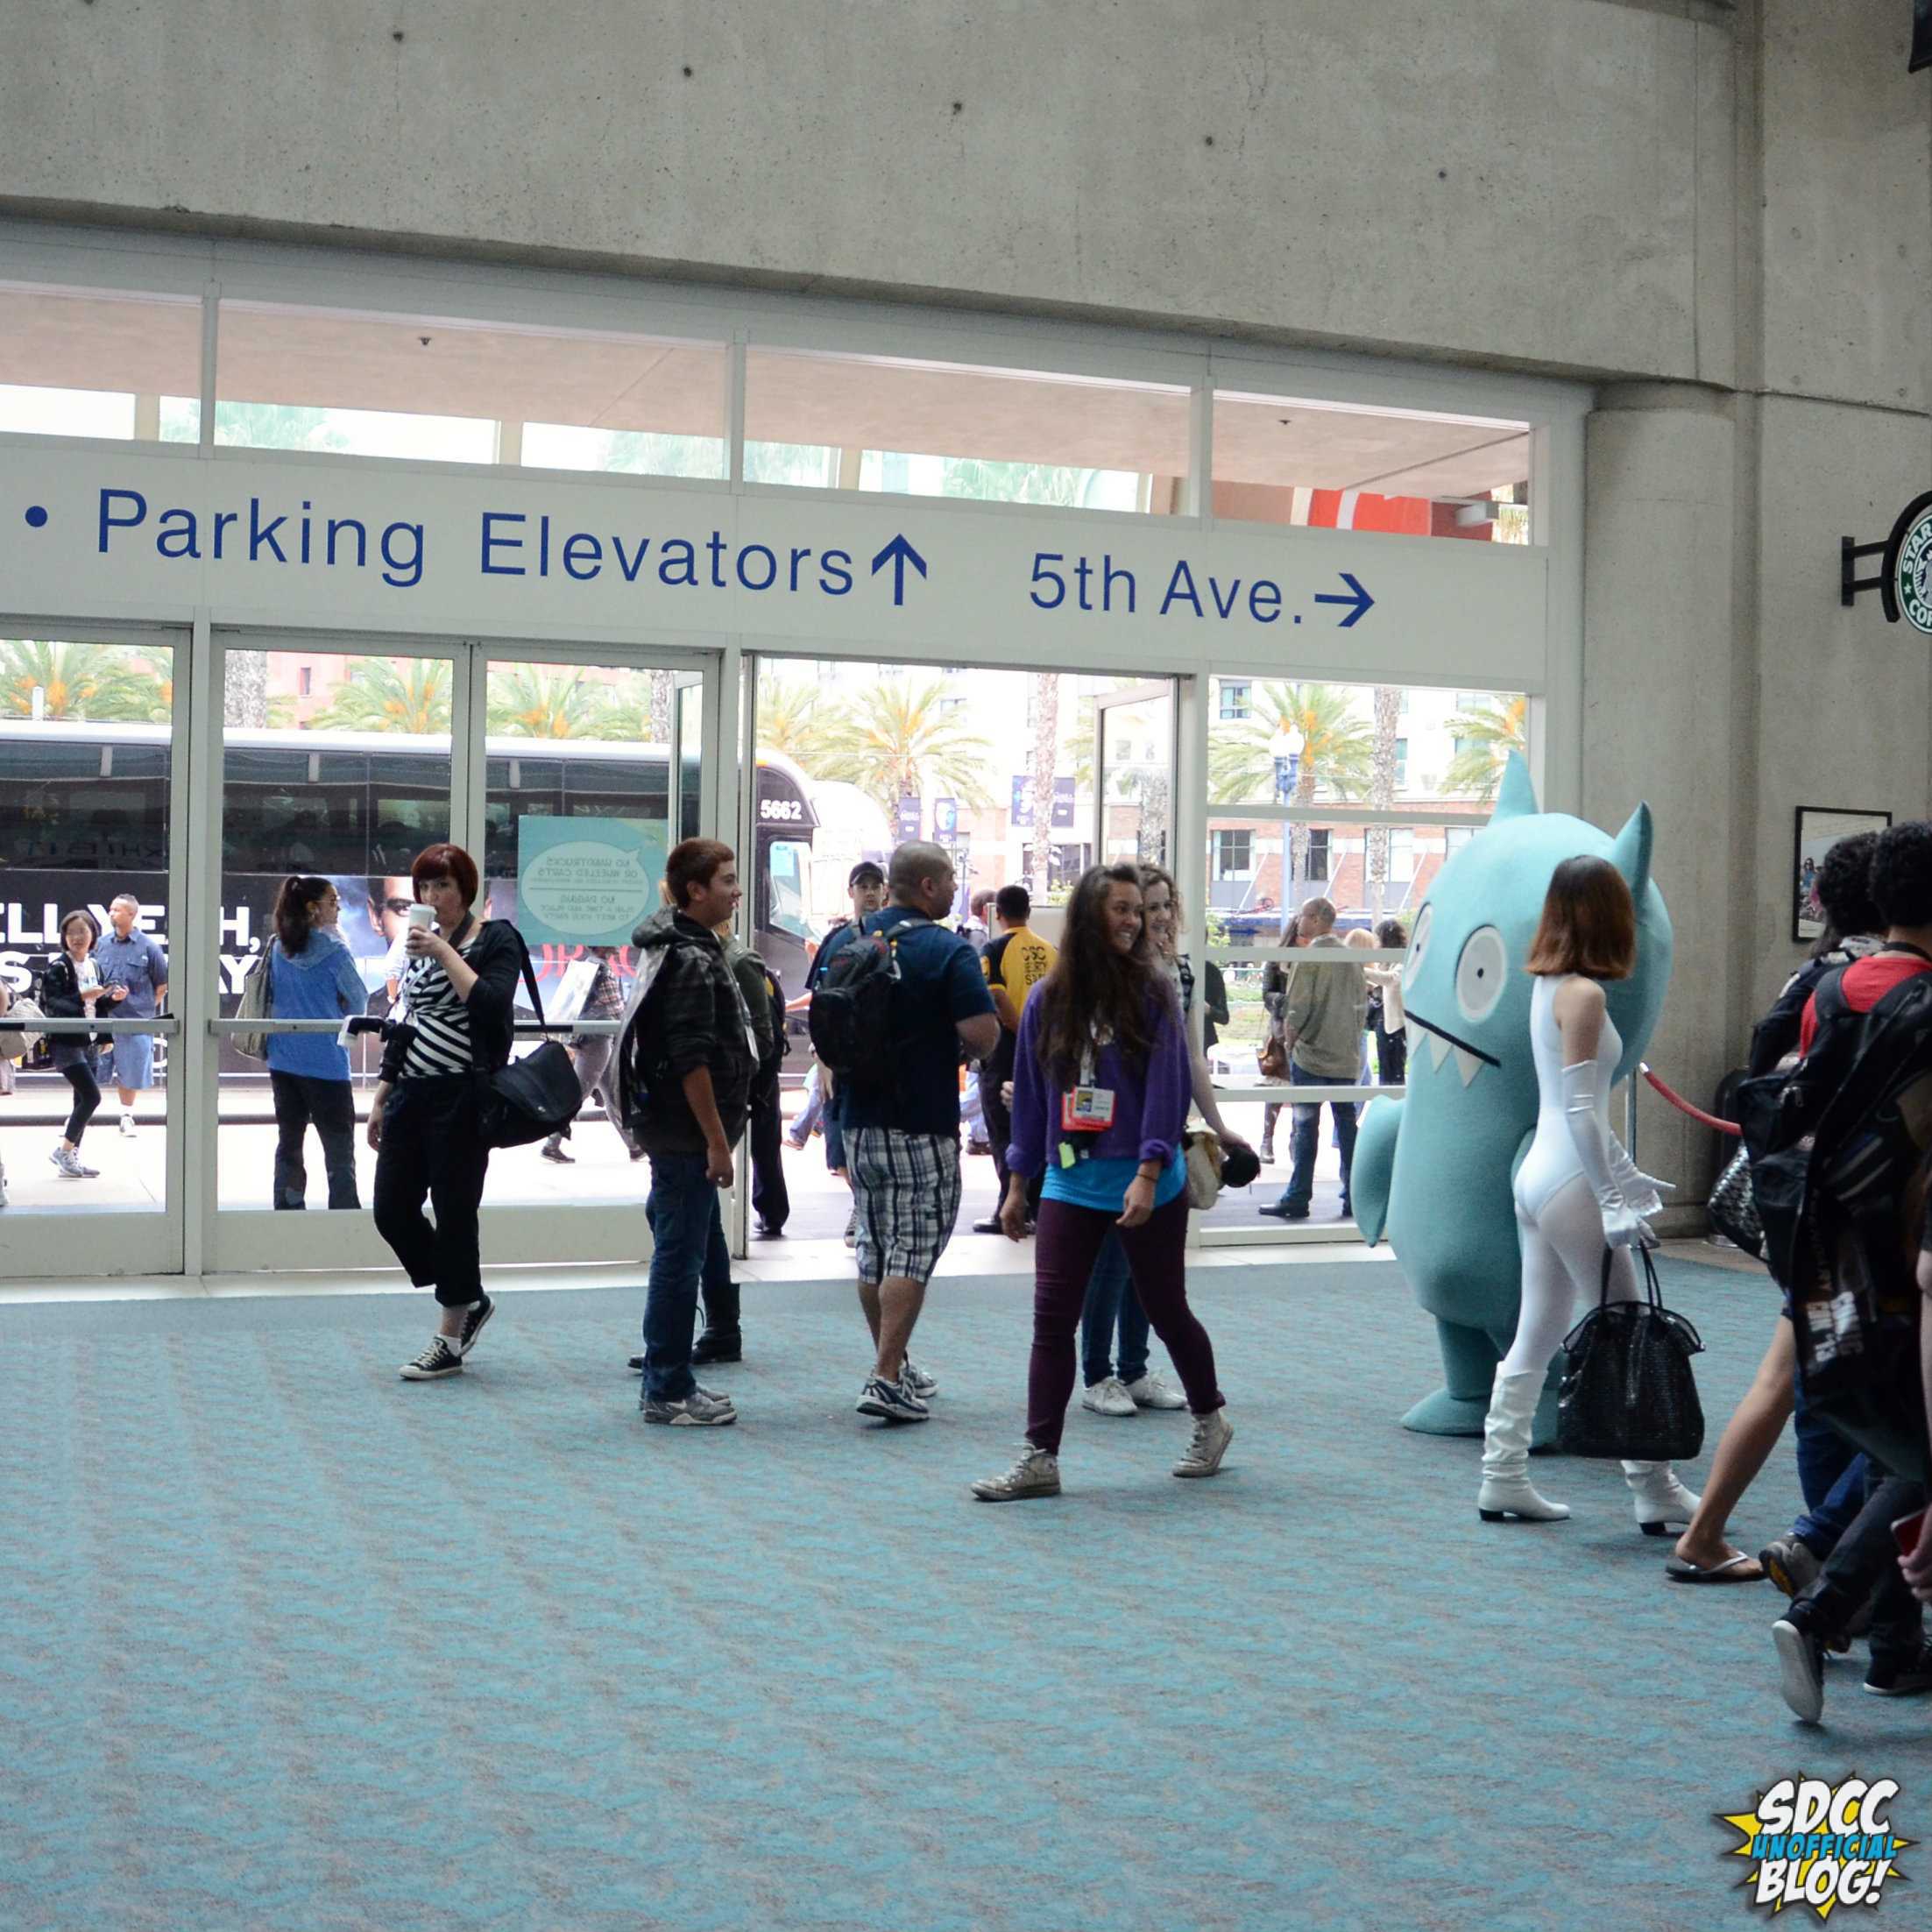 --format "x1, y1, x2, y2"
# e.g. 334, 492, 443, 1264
1900, 508, 1932, 635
